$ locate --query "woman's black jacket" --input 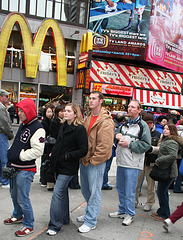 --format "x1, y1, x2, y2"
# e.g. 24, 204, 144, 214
51, 122, 88, 175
